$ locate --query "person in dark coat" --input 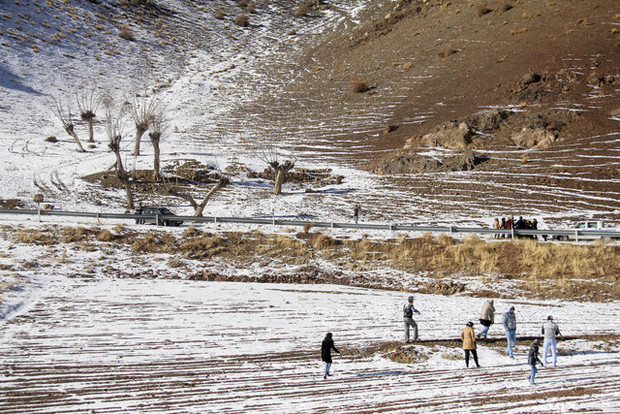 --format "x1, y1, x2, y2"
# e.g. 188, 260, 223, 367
321, 332, 340, 379
527, 339, 544, 385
